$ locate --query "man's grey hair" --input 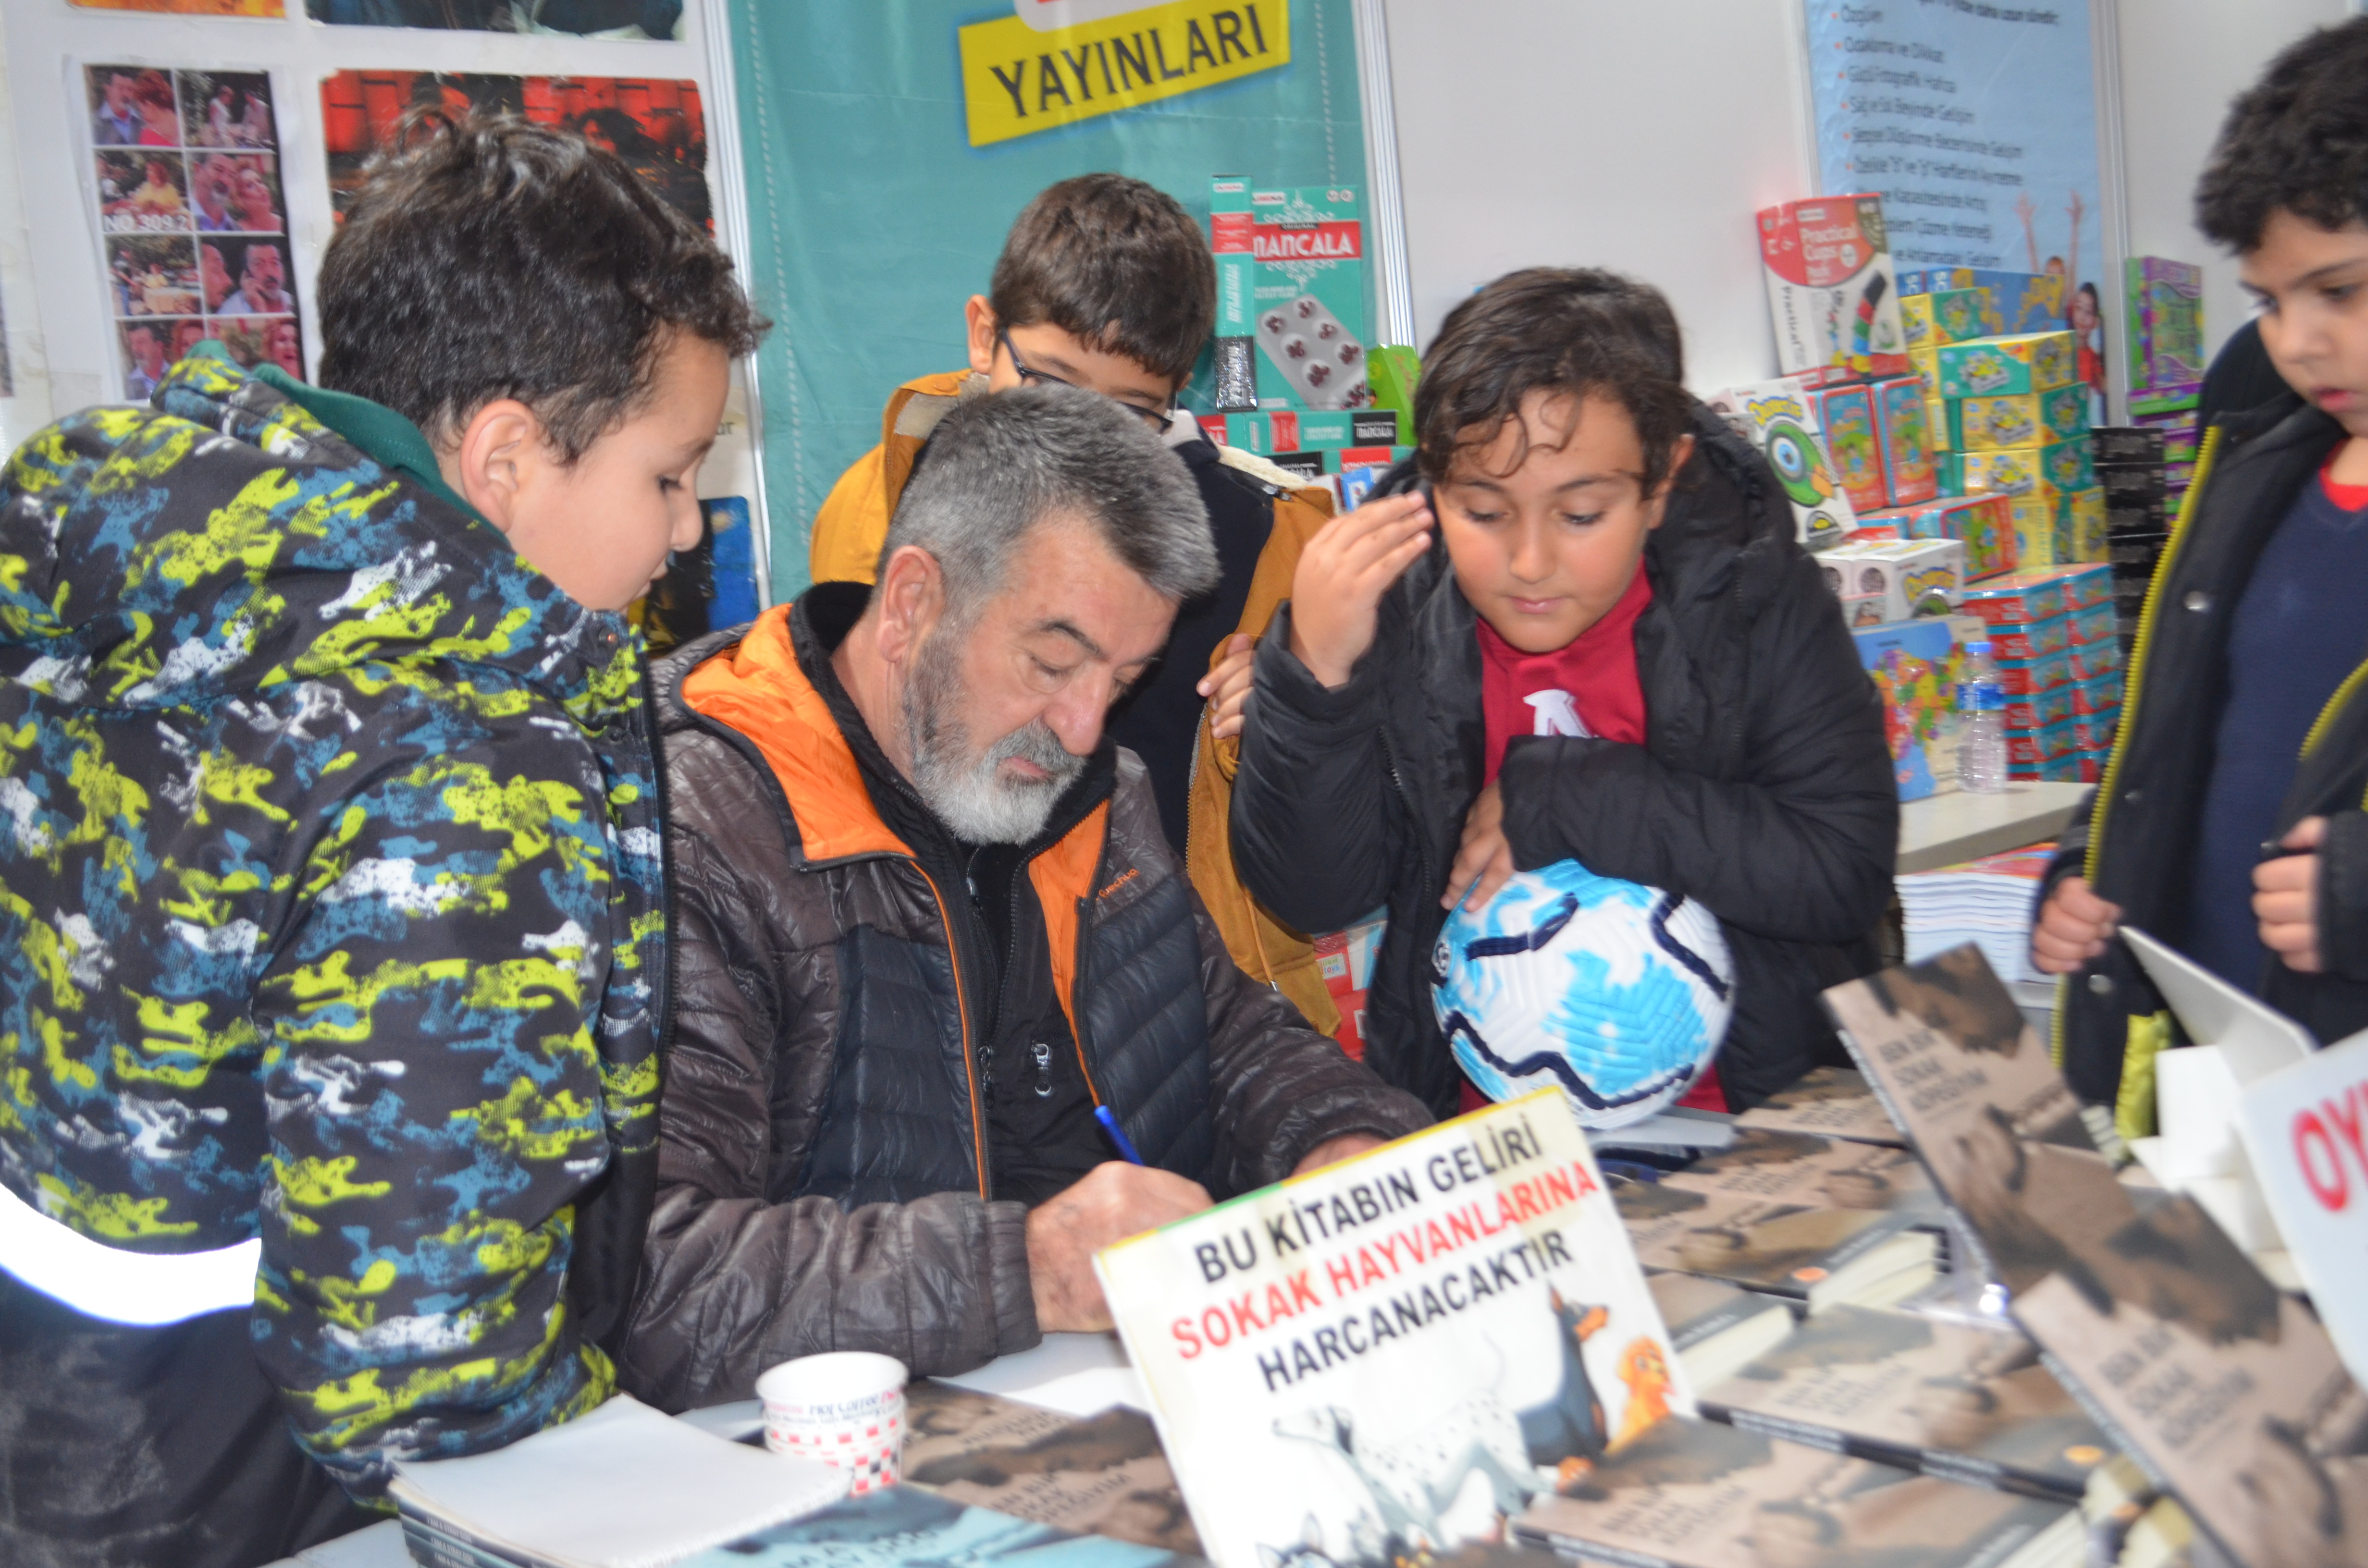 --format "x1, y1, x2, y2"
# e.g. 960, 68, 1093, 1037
878, 382, 1218, 615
